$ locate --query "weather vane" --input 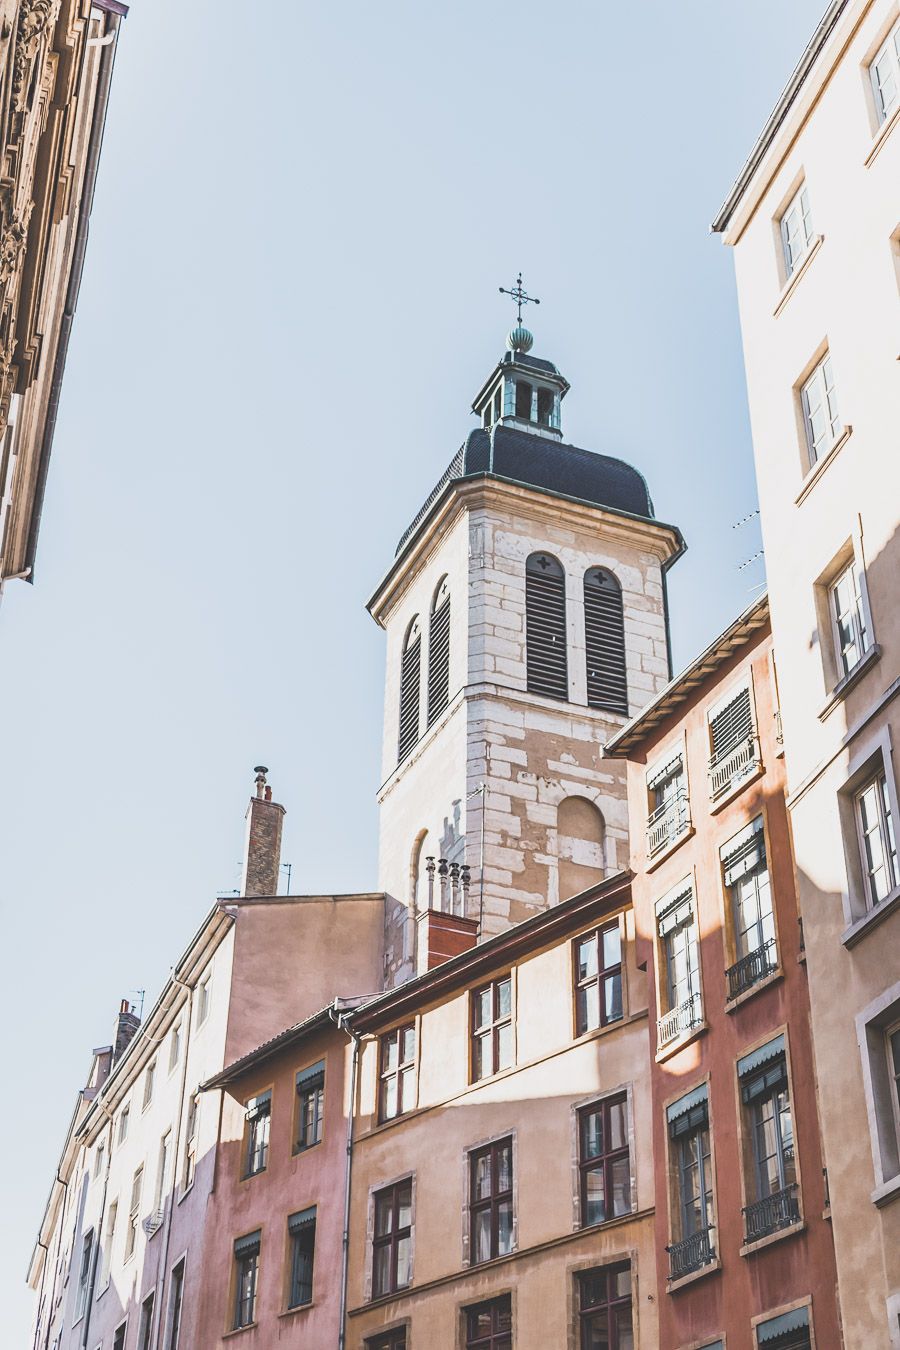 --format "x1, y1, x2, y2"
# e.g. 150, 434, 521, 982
499, 272, 540, 325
